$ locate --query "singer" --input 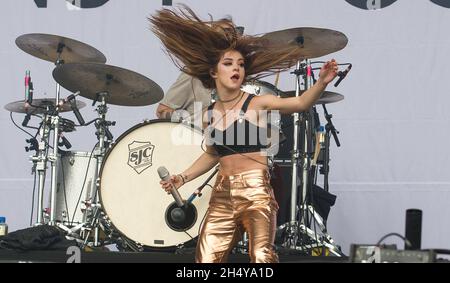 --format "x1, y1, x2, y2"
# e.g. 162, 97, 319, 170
152, 5, 338, 263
